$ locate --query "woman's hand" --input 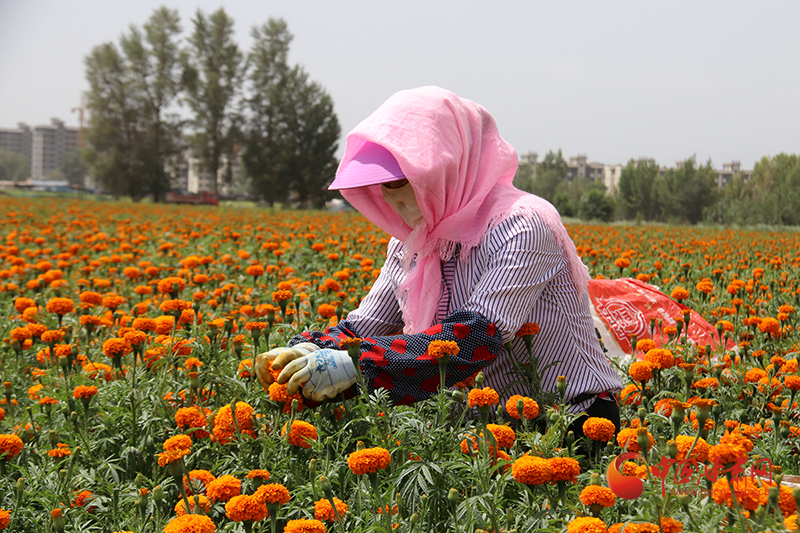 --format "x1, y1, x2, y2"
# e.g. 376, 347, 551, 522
254, 342, 320, 388
277, 349, 357, 402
